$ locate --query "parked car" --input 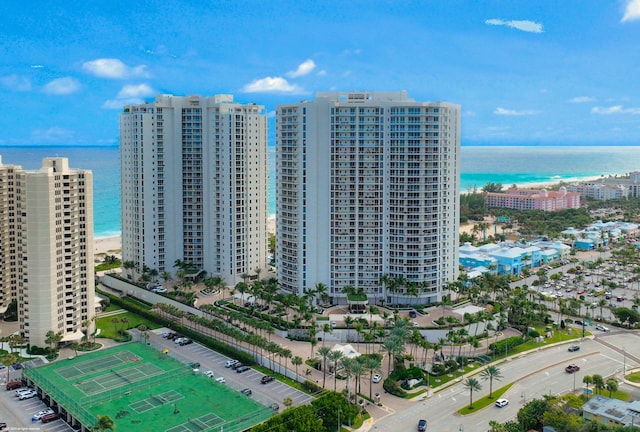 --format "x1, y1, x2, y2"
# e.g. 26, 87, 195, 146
574, 320, 584, 326
261, 375, 275, 384
241, 388, 252, 396
179, 338, 193, 346
41, 412, 62, 423
372, 374, 382, 383
15, 387, 32, 397
204, 370, 215, 378
188, 362, 200, 369
224, 359, 238, 368
6, 380, 23, 390
270, 403, 280, 411
32, 408, 55, 421
19, 389, 38, 400
152, 286, 167, 293
174, 337, 187, 344
565, 364, 580, 373
215, 376, 226, 384
595, 324, 610, 332
0, 422, 6, 430
236, 365, 250, 373
568, 345, 580, 352
495, 398, 509, 408
417, 419, 428, 431
231, 362, 244, 370
409, 310, 417, 318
